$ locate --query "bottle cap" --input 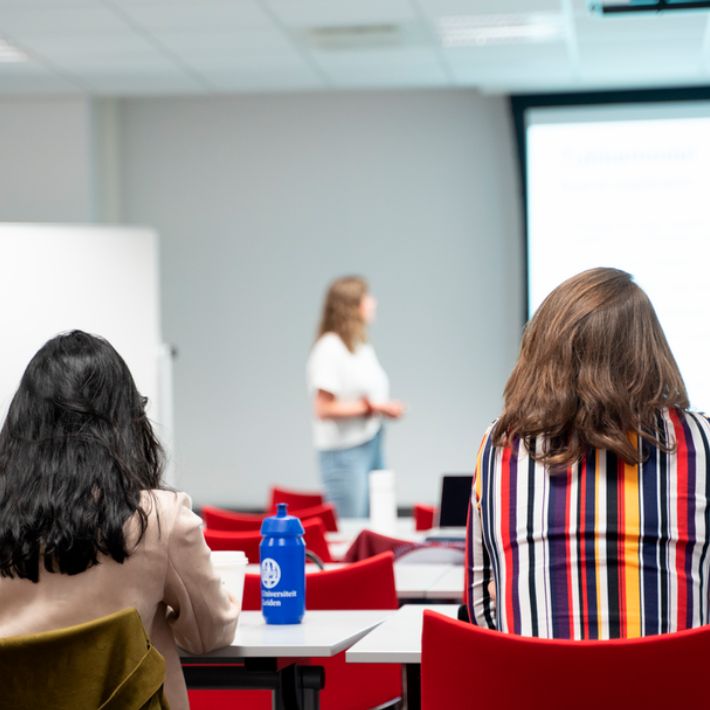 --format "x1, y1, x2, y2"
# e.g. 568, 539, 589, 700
260, 502, 305, 536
